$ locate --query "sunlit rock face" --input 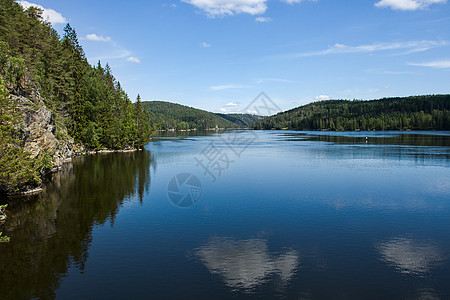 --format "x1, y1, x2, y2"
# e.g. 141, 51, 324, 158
13, 94, 74, 170
377, 237, 444, 275
195, 237, 299, 292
